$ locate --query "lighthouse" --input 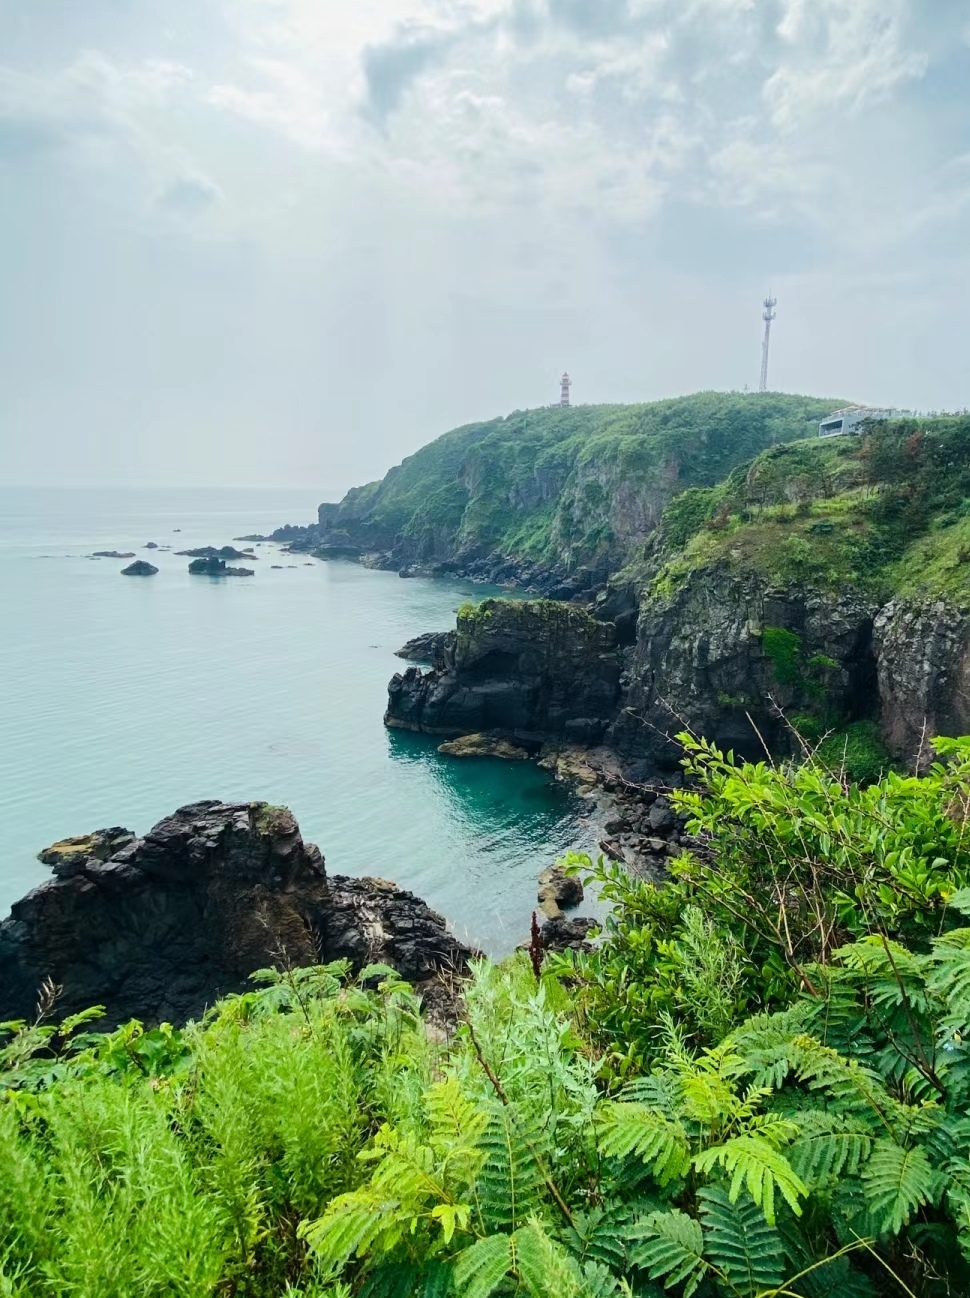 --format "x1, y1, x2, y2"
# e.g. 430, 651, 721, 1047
560, 372, 571, 407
